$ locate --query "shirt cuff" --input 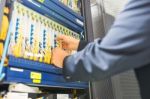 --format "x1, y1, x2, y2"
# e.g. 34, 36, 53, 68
63, 56, 73, 81
77, 40, 88, 51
